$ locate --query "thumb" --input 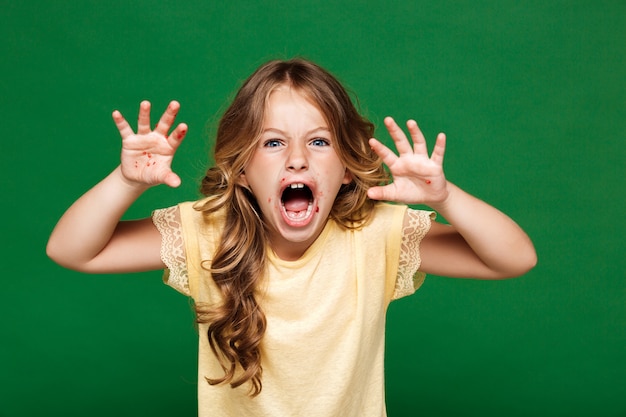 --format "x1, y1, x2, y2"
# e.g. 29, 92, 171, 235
163, 171, 182, 188
367, 185, 390, 201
